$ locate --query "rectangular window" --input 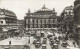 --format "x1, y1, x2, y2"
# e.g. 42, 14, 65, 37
45, 19, 46, 24
28, 25, 30, 28
33, 20, 34, 24
71, 13, 73, 15
26, 19, 28, 24
53, 20, 54, 23
34, 25, 37, 28
64, 14, 66, 16
37, 19, 38, 24
40, 20, 42, 24
46, 19, 48, 24
48, 19, 50, 23
28, 19, 30, 24
67, 12, 69, 15
33, 25, 34, 28
38, 19, 40, 24
38, 25, 40, 28
71, 10, 73, 13
40, 25, 42, 28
